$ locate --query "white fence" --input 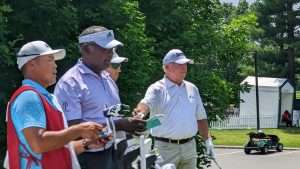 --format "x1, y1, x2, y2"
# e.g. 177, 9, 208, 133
293, 110, 300, 127
210, 115, 278, 129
